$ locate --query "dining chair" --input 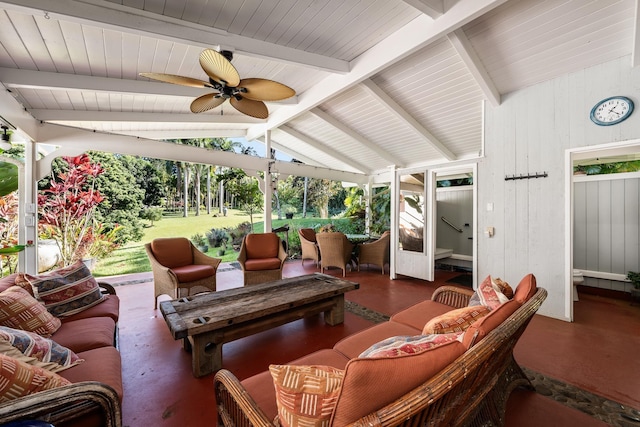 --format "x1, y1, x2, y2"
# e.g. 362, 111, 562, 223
358, 231, 391, 274
298, 228, 320, 267
146, 237, 221, 309
316, 232, 354, 277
